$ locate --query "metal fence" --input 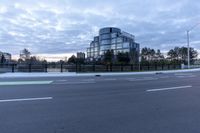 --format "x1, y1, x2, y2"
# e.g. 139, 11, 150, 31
0, 63, 183, 73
